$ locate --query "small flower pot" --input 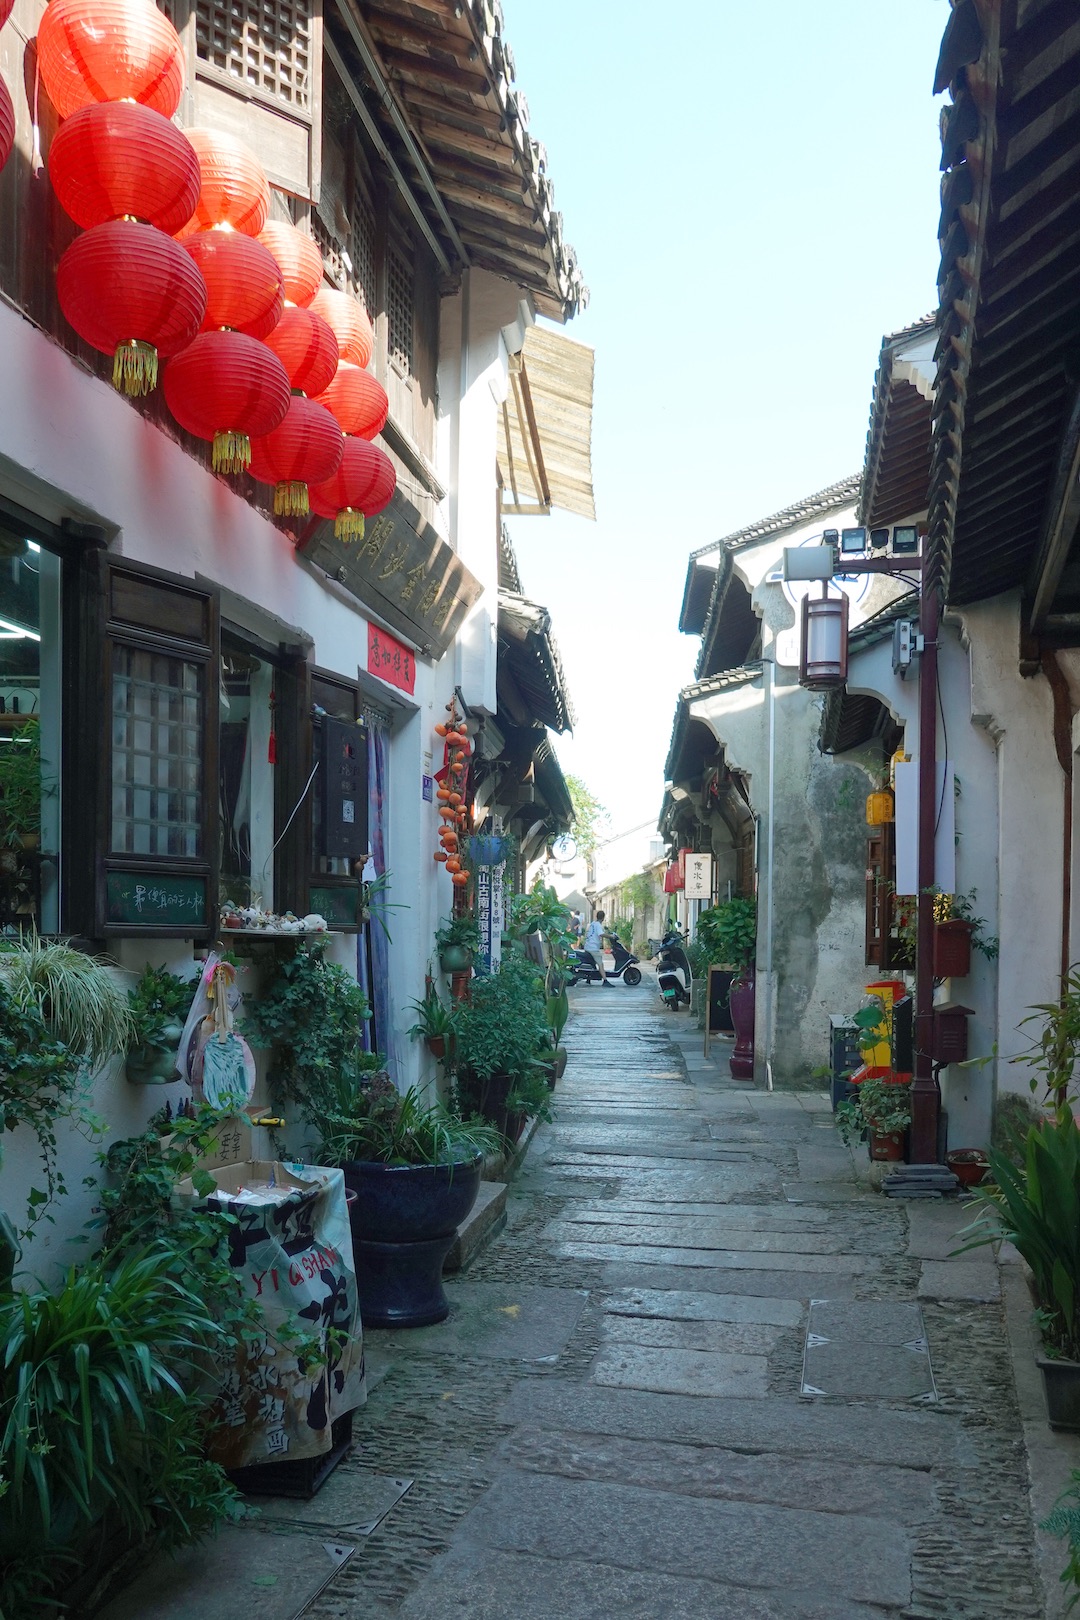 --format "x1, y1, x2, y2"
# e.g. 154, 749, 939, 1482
946, 1148, 990, 1188
425, 1034, 447, 1060
1037, 1353, 1080, 1432
868, 1129, 905, 1162
439, 945, 472, 973
934, 919, 973, 978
